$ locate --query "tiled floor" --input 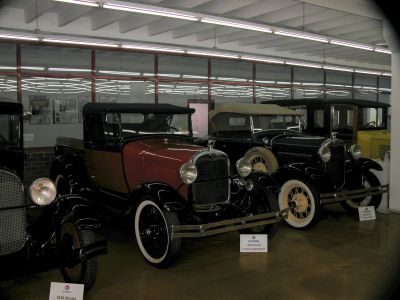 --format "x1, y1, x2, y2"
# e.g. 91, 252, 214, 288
1, 204, 400, 300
